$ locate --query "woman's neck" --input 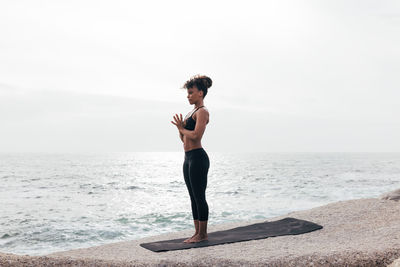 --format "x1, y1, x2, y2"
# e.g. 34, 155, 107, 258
194, 102, 204, 109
